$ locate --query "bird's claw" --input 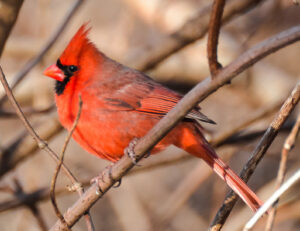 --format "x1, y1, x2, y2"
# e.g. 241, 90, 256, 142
124, 138, 141, 166
91, 164, 122, 195
144, 150, 151, 158
108, 164, 122, 188
90, 175, 104, 195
